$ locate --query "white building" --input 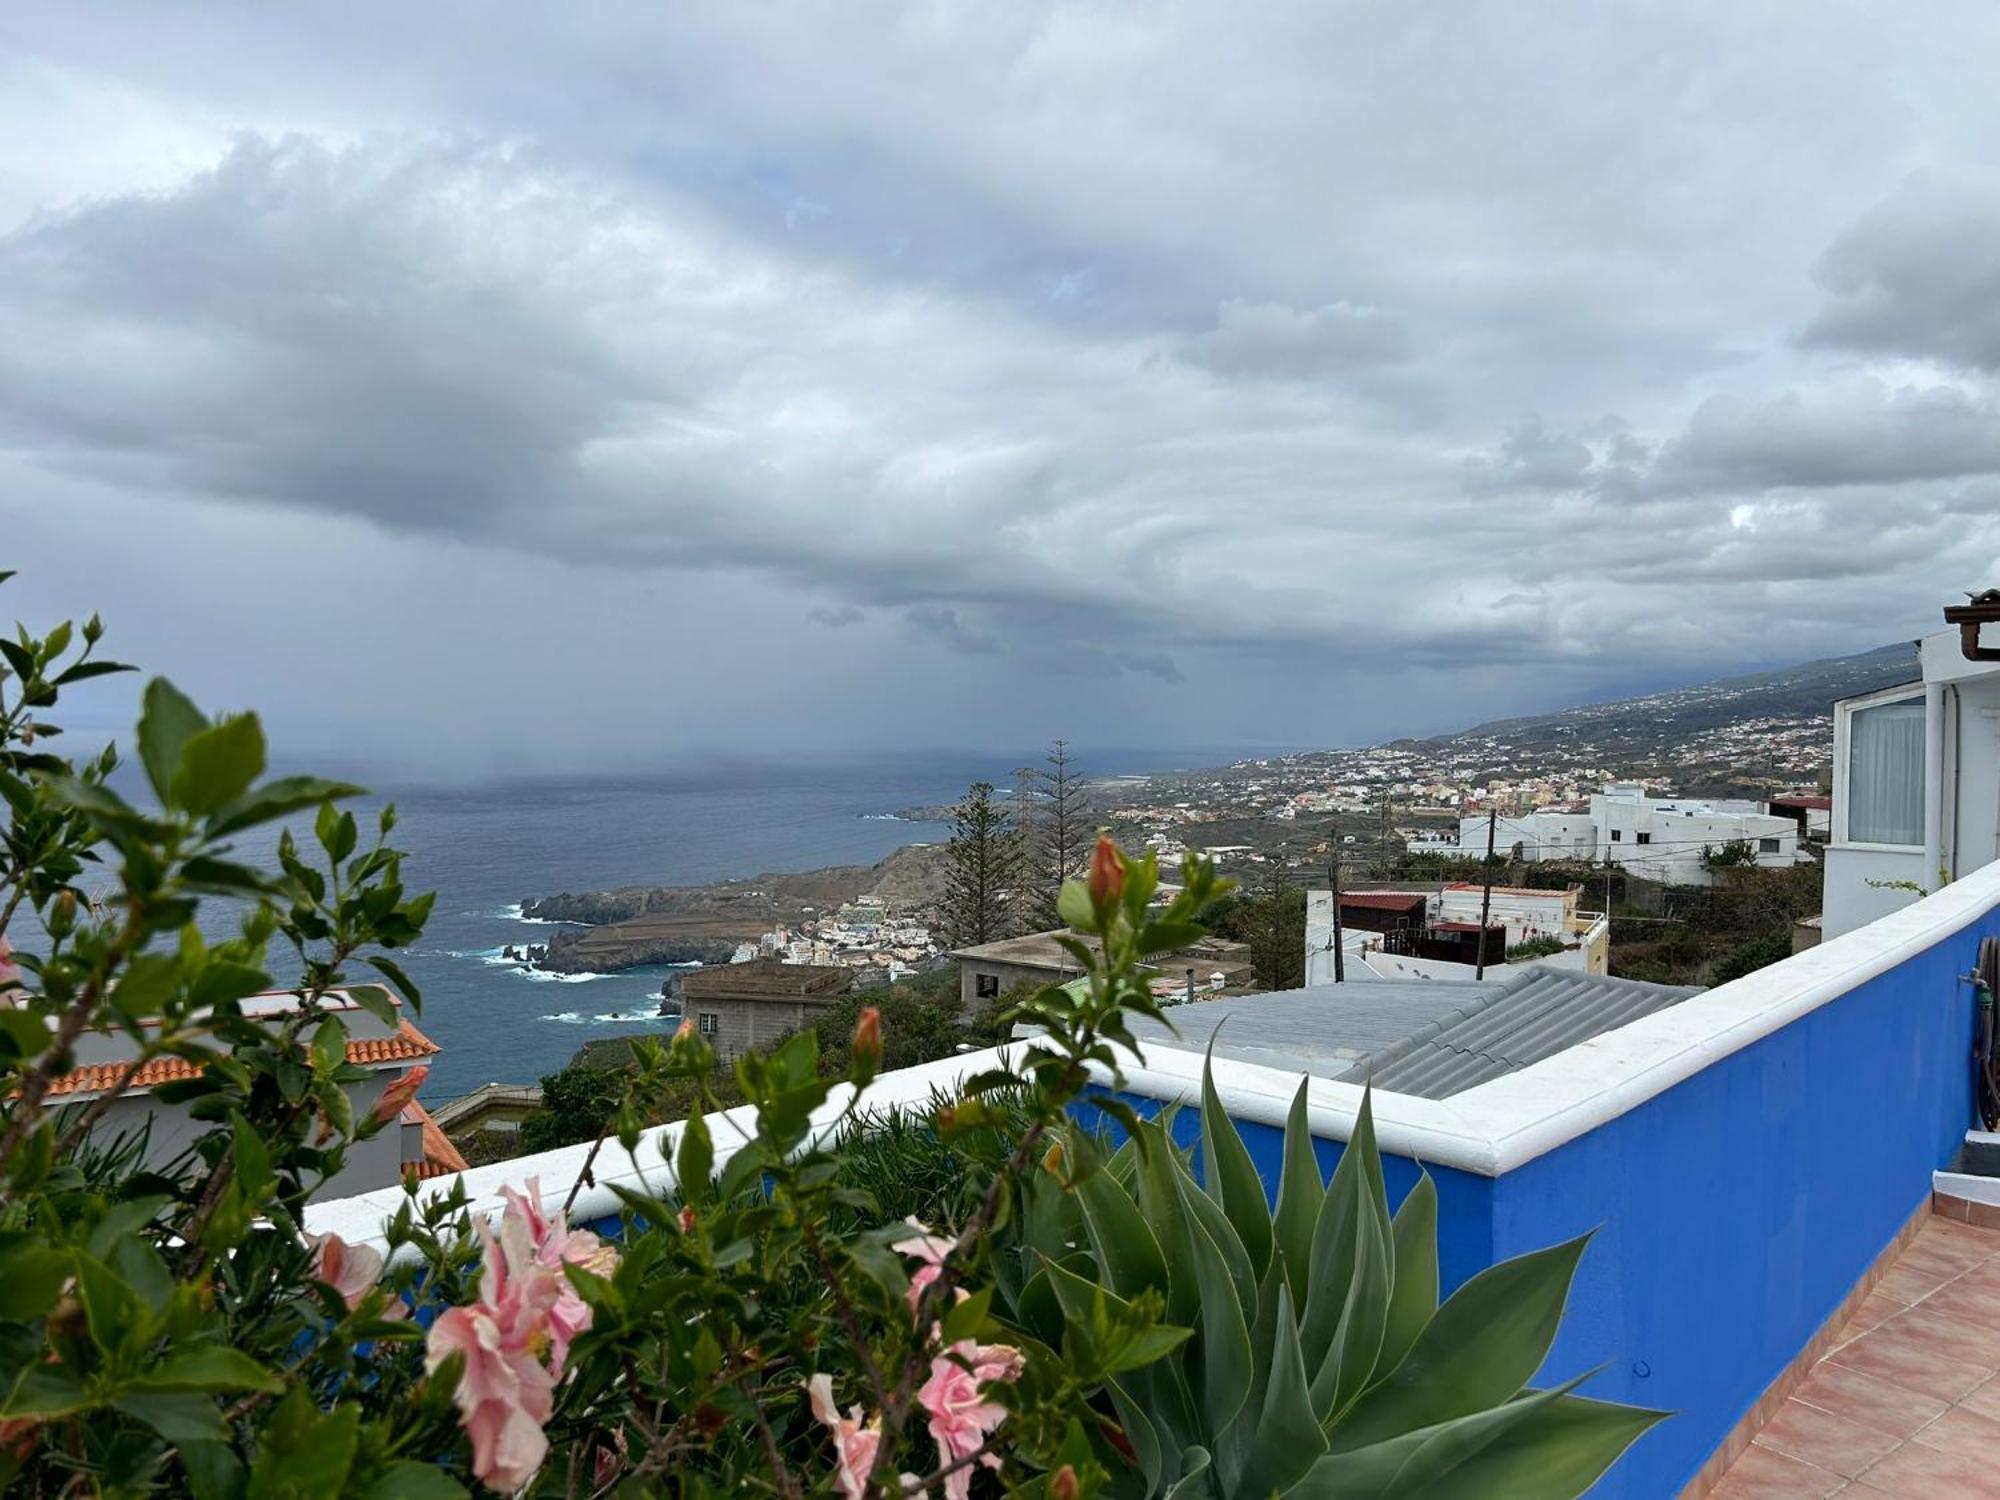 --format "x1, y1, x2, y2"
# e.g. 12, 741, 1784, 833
45, 988, 460, 1198
1305, 884, 1609, 985
1823, 597, 2000, 939
1415, 785, 1803, 886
